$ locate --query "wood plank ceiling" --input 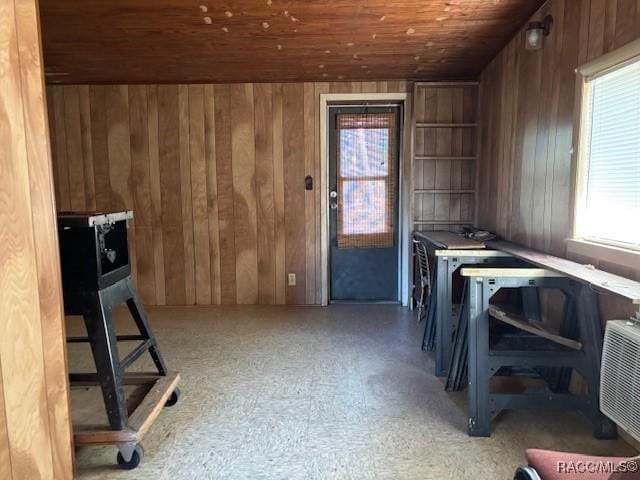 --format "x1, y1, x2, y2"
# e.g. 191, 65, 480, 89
39, 0, 544, 84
